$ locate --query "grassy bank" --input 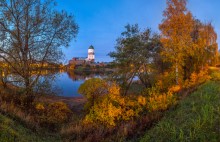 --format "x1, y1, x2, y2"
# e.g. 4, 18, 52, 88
140, 80, 220, 142
1, 68, 219, 142
0, 113, 61, 142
